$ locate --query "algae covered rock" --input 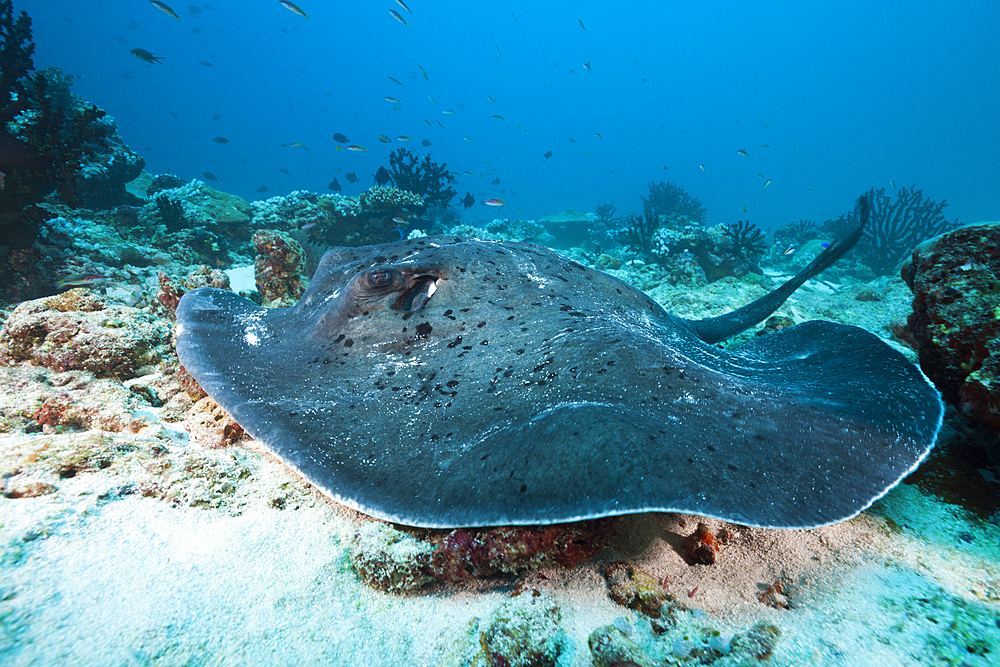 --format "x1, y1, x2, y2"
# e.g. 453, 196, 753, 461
902, 222, 1000, 431
0, 288, 172, 379
462, 591, 568, 667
